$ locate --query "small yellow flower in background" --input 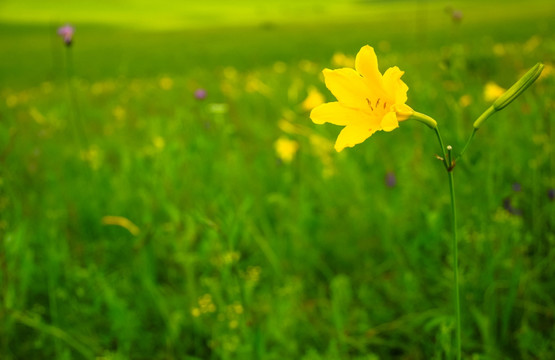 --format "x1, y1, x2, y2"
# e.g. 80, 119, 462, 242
274, 136, 299, 163
113, 106, 126, 123
243, 266, 261, 283
539, 63, 552, 80
483, 81, 506, 102
459, 94, 472, 108
273, 61, 287, 74
80, 145, 102, 170
6, 95, 18, 108
246, 74, 271, 95
159, 76, 174, 90
101, 216, 140, 236
493, 43, 506, 57
41, 82, 54, 94
194, 294, 217, 315
29, 108, 46, 124
153, 136, 165, 150
523, 35, 541, 53
331, 52, 355, 68
311, 45, 413, 152
223, 66, 238, 80
278, 119, 300, 135
91, 80, 116, 95
299, 60, 318, 73
301, 86, 325, 111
